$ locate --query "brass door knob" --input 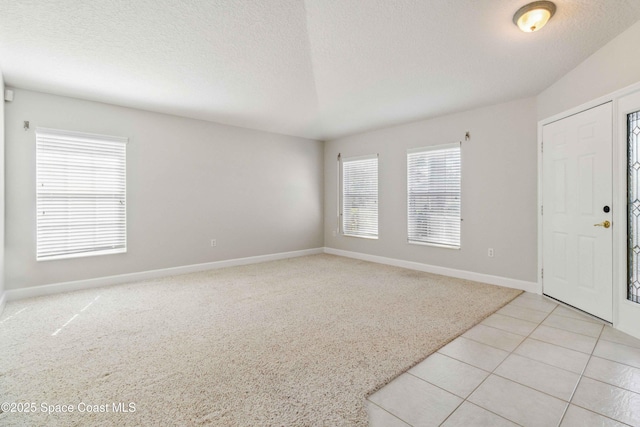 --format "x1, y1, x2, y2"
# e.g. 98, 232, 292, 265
594, 220, 611, 228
